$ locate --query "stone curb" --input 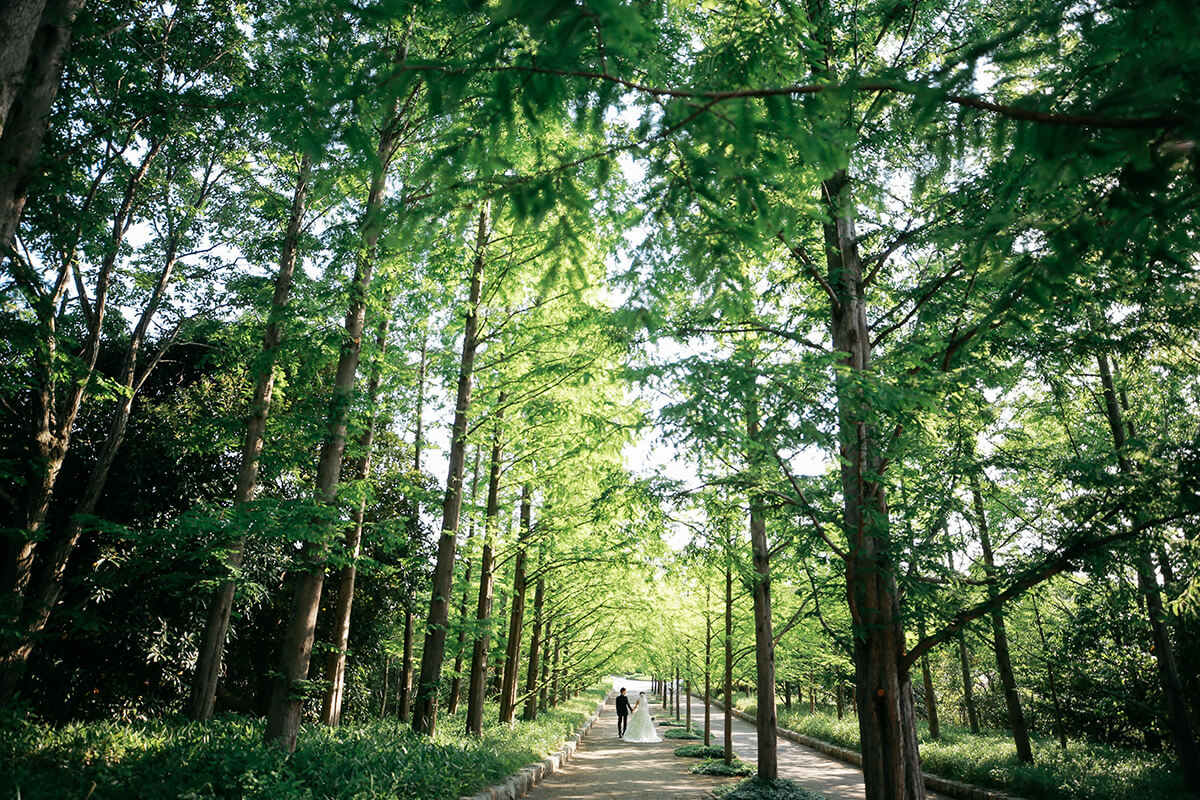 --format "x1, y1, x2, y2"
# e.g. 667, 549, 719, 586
708, 697, 1028, 800
458, 689, 616, 800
